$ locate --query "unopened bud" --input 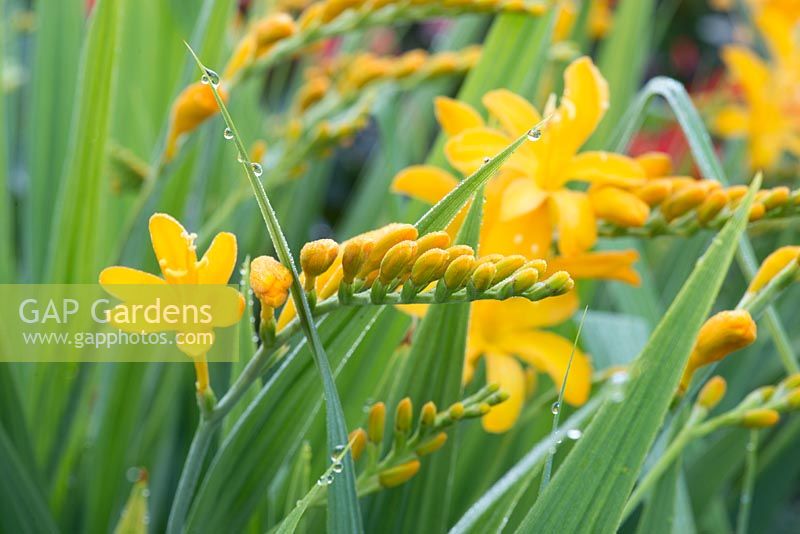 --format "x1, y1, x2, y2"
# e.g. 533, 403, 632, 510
524, 259, 548, 276
785, 389, 800, 409
636, 151, 673, 178
416, 231, 451, 255
590, 187, 650, 227
443, 255, 476, 290
411, 248, 450, 287
661, 183, 707, 221
680, 310, 757, 391
253, 13, 297, 53
250, 256, 293, 308
395, 397, 413, 434
378, 460, 421, 488
464, 402, 491, 418
761, 186, 790, 210
508, 268, 539, 294
448, 402, 465, 420
748, 202, 766, 221
475, 254, 504, 266
365, 223, 418, 275
379, 240, 418, 283
300, 239, 339, 289
696, 190, 728, 224
420, 401, 437, 428
415, 432, 448, 456
697, 376, 727, 410
725, 185, 749, 205
633, 179, 673, 206
492, 255, 528, 284
342, 238, 374, 284
741, 408, 780, 428
368, 402, 386, 443
747, 246, 800, 294
446, 245, 475, 260
471, 262, 497, 292
349, 428, 367, 461
544, 271, 574, 295
782, 373, 800, 389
